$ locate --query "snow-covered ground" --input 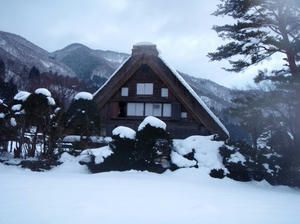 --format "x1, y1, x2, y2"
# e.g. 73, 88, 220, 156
1, 158, 300, 224
1, 136, 299, 223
